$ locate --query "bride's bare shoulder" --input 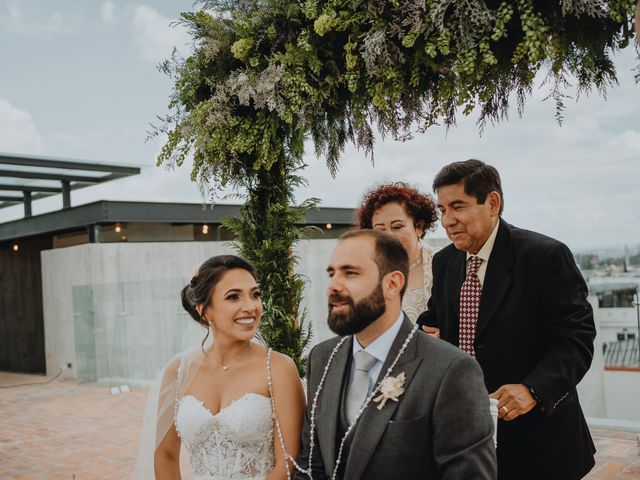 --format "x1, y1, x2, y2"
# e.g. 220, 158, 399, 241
268, 350, 301, 381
